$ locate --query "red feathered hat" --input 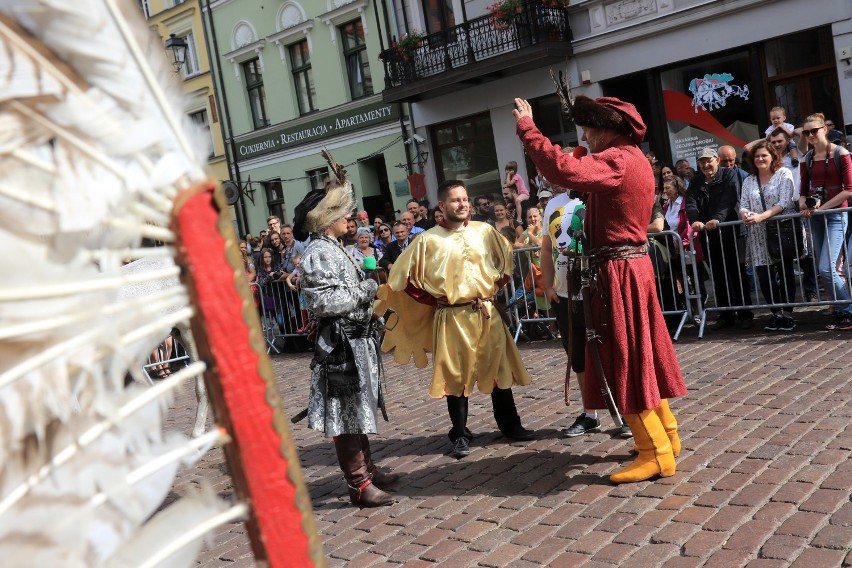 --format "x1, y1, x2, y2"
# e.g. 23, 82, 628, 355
571, 95, 647, 144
